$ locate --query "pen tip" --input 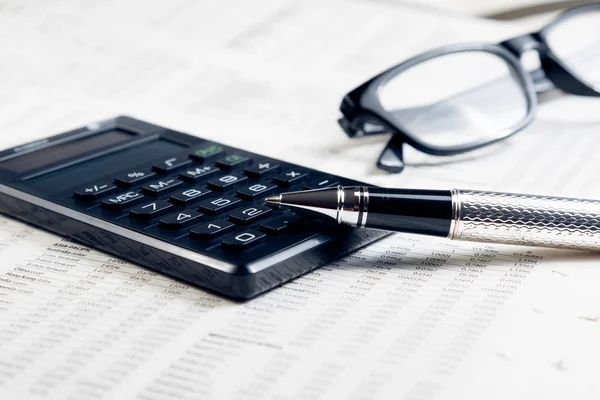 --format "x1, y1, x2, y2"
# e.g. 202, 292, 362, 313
265, 195, 282, 206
